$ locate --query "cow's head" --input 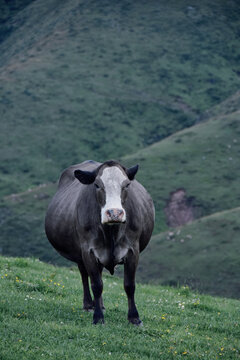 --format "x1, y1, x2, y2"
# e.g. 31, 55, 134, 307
74, 160, 138, 224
